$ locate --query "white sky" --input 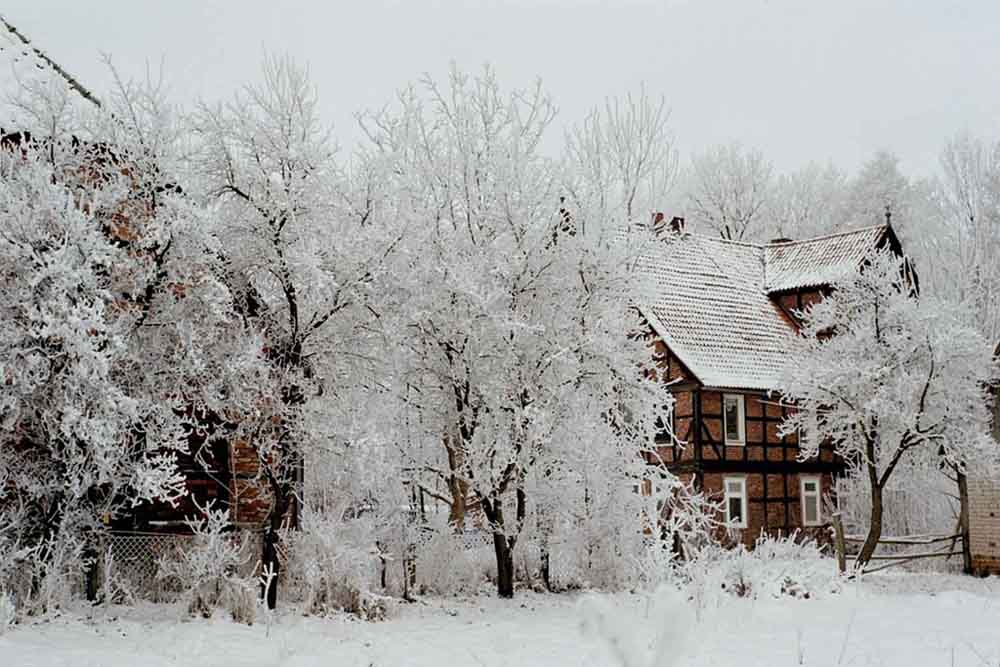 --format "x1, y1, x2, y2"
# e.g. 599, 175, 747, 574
4, 0, 999, 176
